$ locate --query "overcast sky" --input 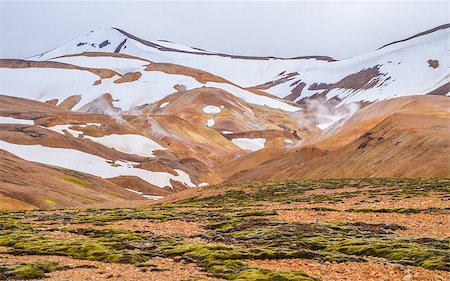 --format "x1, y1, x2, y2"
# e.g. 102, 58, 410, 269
0, 1, 448, 59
